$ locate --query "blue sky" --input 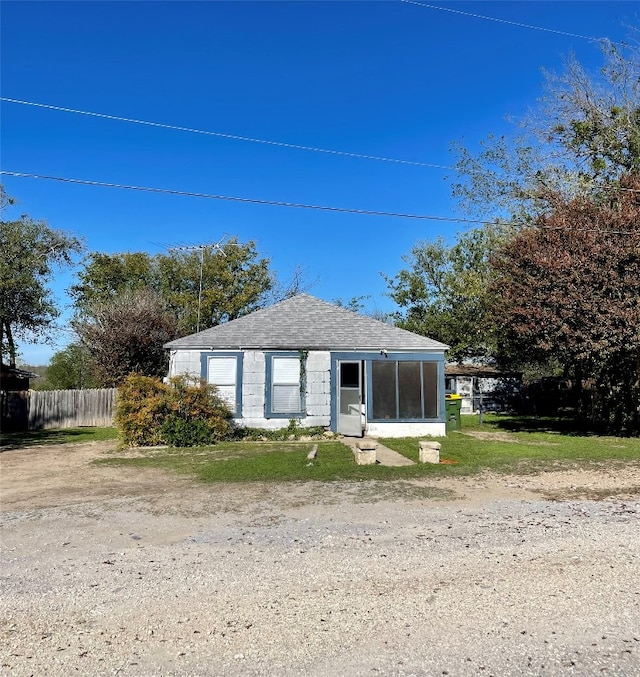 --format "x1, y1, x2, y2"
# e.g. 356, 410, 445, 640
1, 0, 636, 365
